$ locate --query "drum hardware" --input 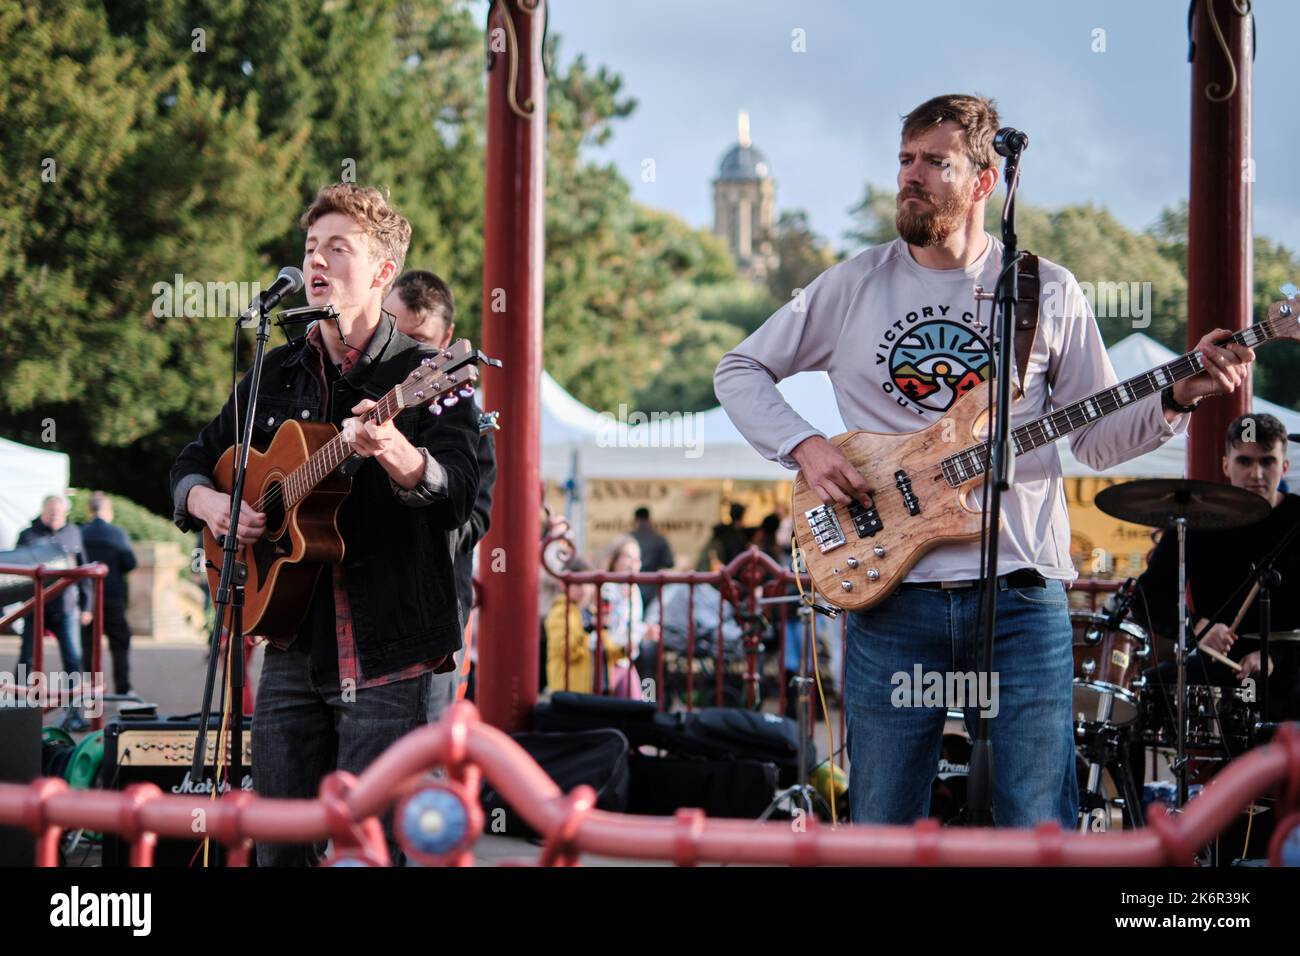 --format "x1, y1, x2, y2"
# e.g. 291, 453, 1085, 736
1076, 719, 1143, 832
1095, 479, 1271, 811
935, 710, 1131, 831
